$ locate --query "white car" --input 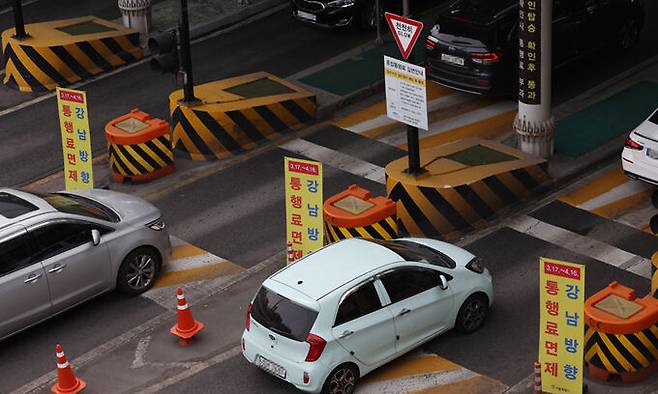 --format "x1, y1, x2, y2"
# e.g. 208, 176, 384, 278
622, 107, 658, 186
241, 237, 493, 394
